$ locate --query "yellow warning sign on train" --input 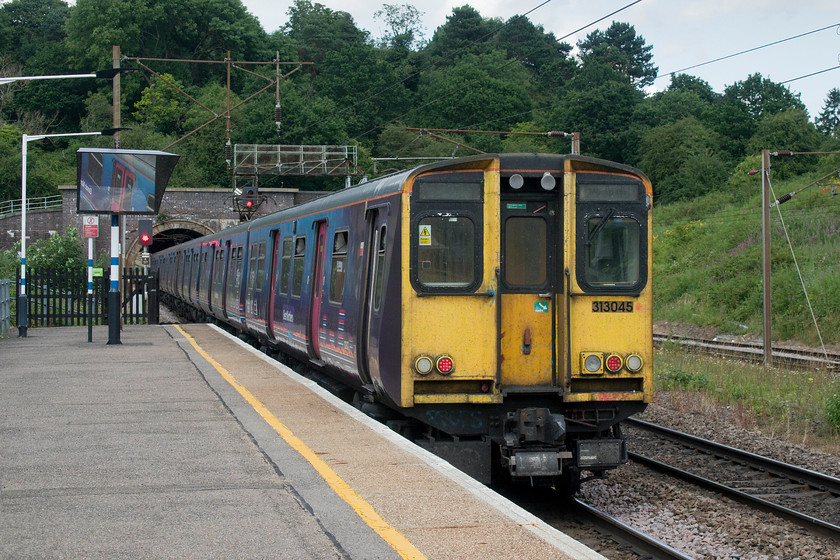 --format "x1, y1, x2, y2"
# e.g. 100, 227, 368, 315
419, 225, 432, 246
